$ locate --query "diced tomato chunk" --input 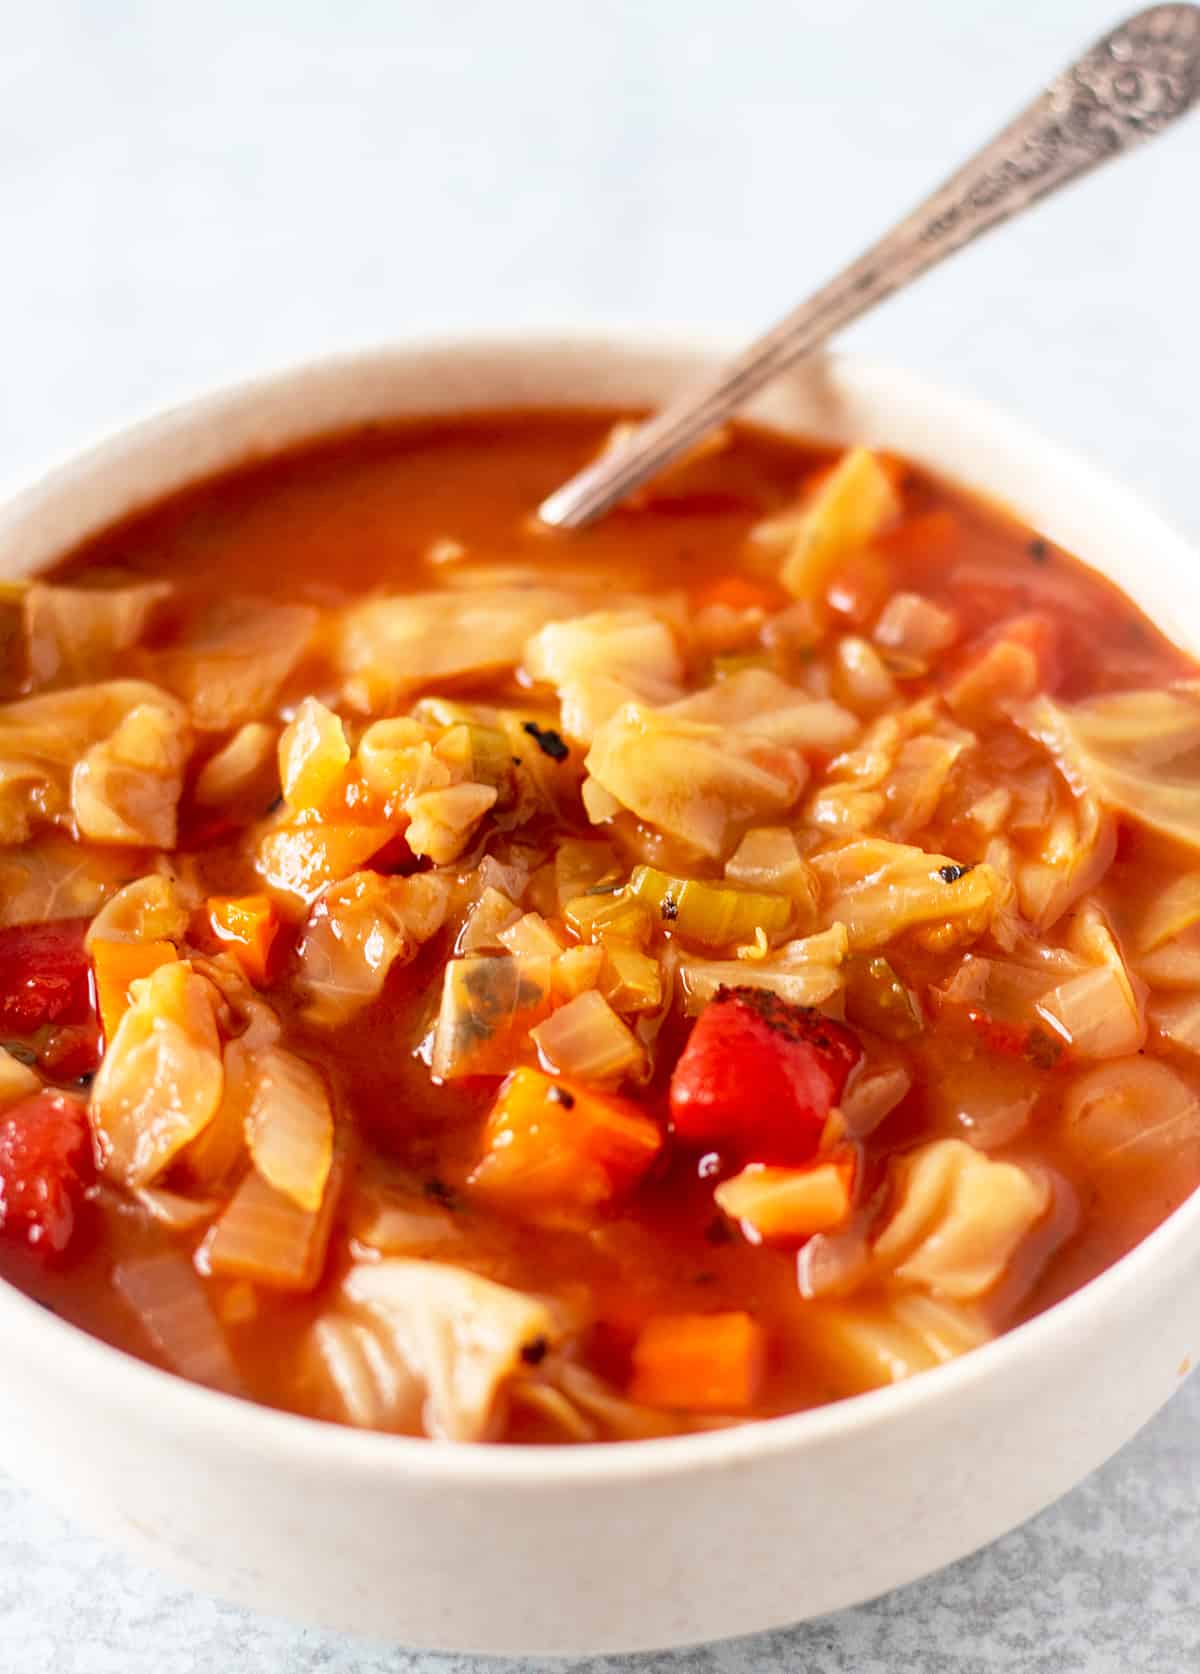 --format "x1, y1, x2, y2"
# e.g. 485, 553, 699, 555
669, 987, 862, 1164
0, 1091, 95, 1258
37, 1021, 103, 1083
0, 918, 93, 1034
